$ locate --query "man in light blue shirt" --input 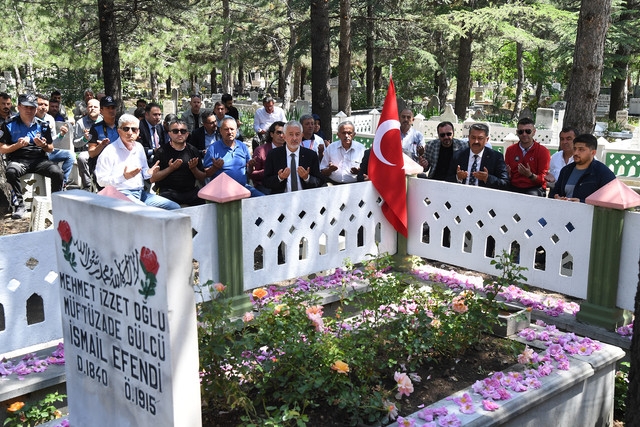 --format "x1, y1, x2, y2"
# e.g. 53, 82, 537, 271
204, 117, 263, 197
